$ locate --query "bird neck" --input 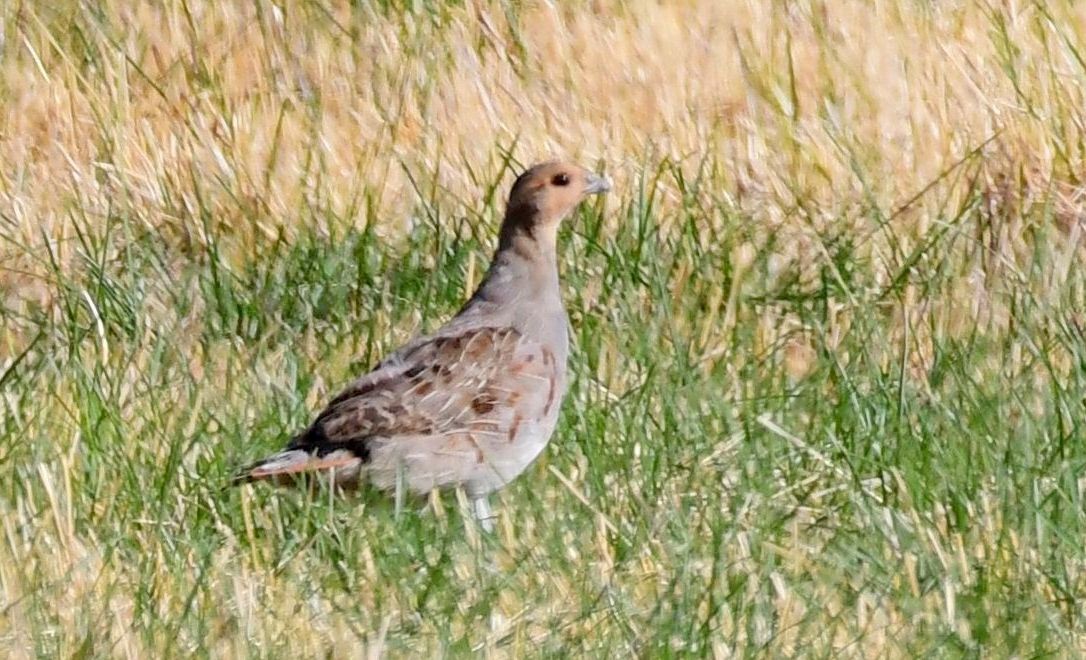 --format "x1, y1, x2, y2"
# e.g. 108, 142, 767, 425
456, 209, 569, 361
473, 209, 562, 309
